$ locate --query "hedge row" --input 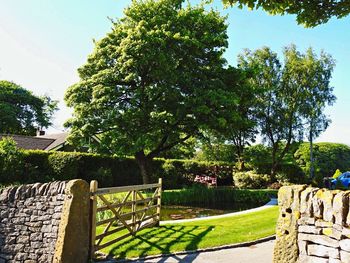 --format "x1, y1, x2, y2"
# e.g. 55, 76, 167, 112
161, 186, 277, 209
0, 150, 234, 189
